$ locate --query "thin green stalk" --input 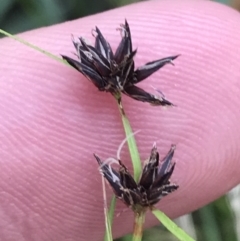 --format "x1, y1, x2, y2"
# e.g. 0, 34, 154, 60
116, 99, 142, 182
101, 176, 113, 241
103, 97, 143, 241
132, 211, 146, 241
104, 196, 116, 241
152, 209, 196, 241
0, 29, 67, 65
